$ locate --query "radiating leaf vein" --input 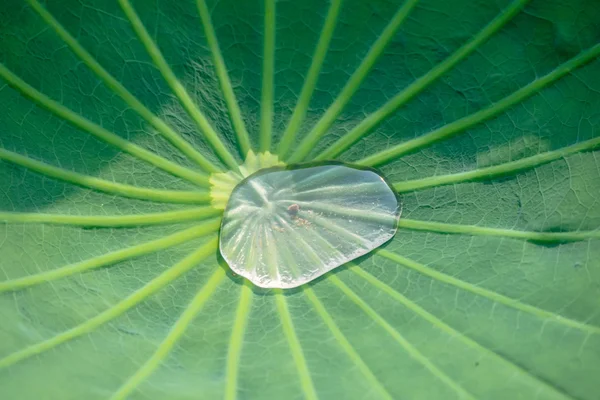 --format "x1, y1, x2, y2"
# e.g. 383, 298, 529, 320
377, 250, 600, 334
0, 64, 209, 186
117, 0, 239, 170
0, 221, 219, 293
275, 290, 319, 400
328, 274, 475, 400
303, 286, 393, 400
350, 264, 573, 400
287, 0, 421, 163
196, 0, 252, 157
110, 268, 226, 400
0, 148, 210, 204
224, 282, 253, 400
398, 218, 600, 242
315, 0, 530, 160
0, 237, 219, 369
26, 0, 220, 174
393, 137, 600, 192
358, 44, 600, 167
